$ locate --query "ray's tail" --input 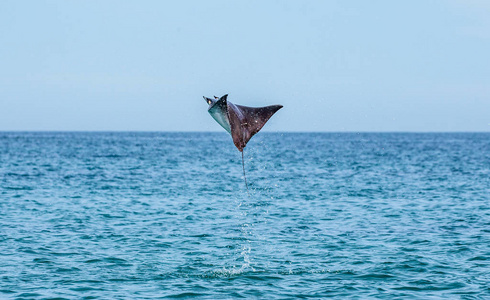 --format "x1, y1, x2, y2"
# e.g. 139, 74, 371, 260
241, 151, 250, 195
